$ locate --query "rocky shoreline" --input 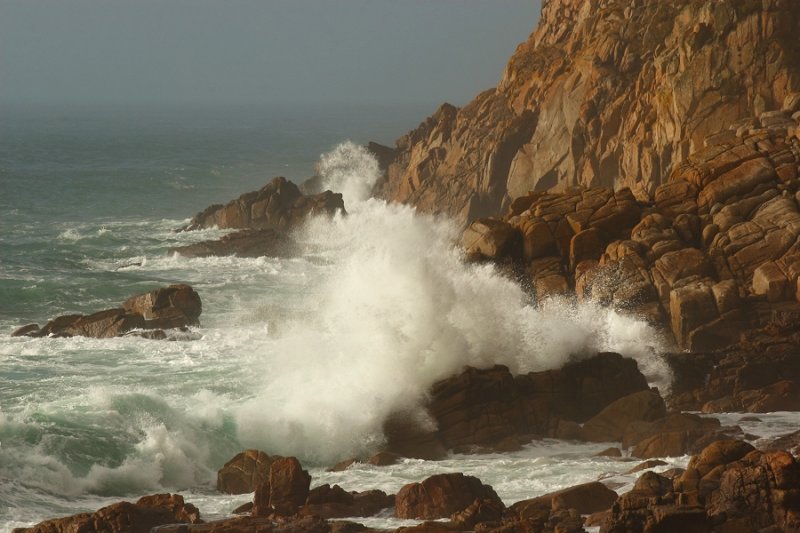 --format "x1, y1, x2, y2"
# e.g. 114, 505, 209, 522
10, 0, 800, 531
